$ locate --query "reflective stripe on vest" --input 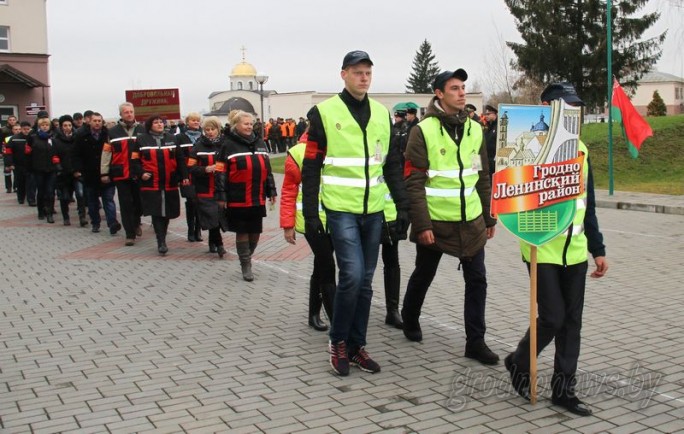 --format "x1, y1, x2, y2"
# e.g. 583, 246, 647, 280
228, 151, 269, 159
419, 116, 483, 222
520, 141, 590, 265
140, 145, 176, 151
318, 95, 390, 214
288, 143, 326, 233
323, 156, 384, 166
